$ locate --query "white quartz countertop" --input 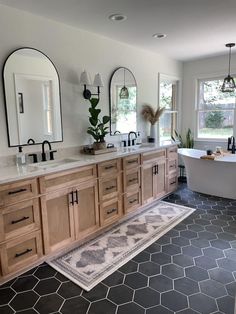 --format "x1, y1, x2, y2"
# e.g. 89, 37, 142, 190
0, 142, 177, 185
